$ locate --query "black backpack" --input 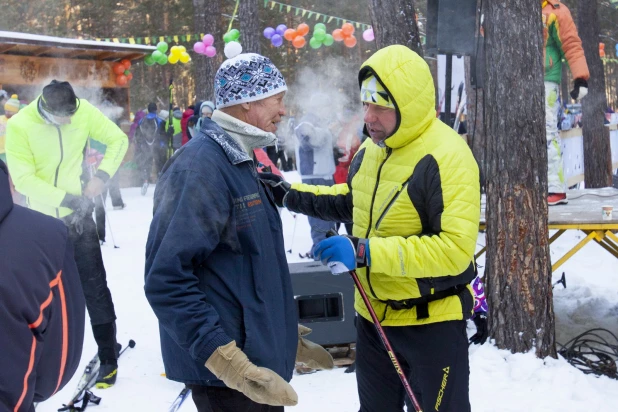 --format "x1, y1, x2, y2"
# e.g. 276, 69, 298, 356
138, 117, 159, 145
